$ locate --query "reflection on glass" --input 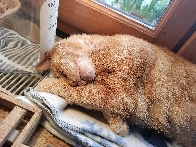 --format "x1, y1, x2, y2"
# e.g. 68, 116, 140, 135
93, 0, 172, 29
0, 0, 58, 73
